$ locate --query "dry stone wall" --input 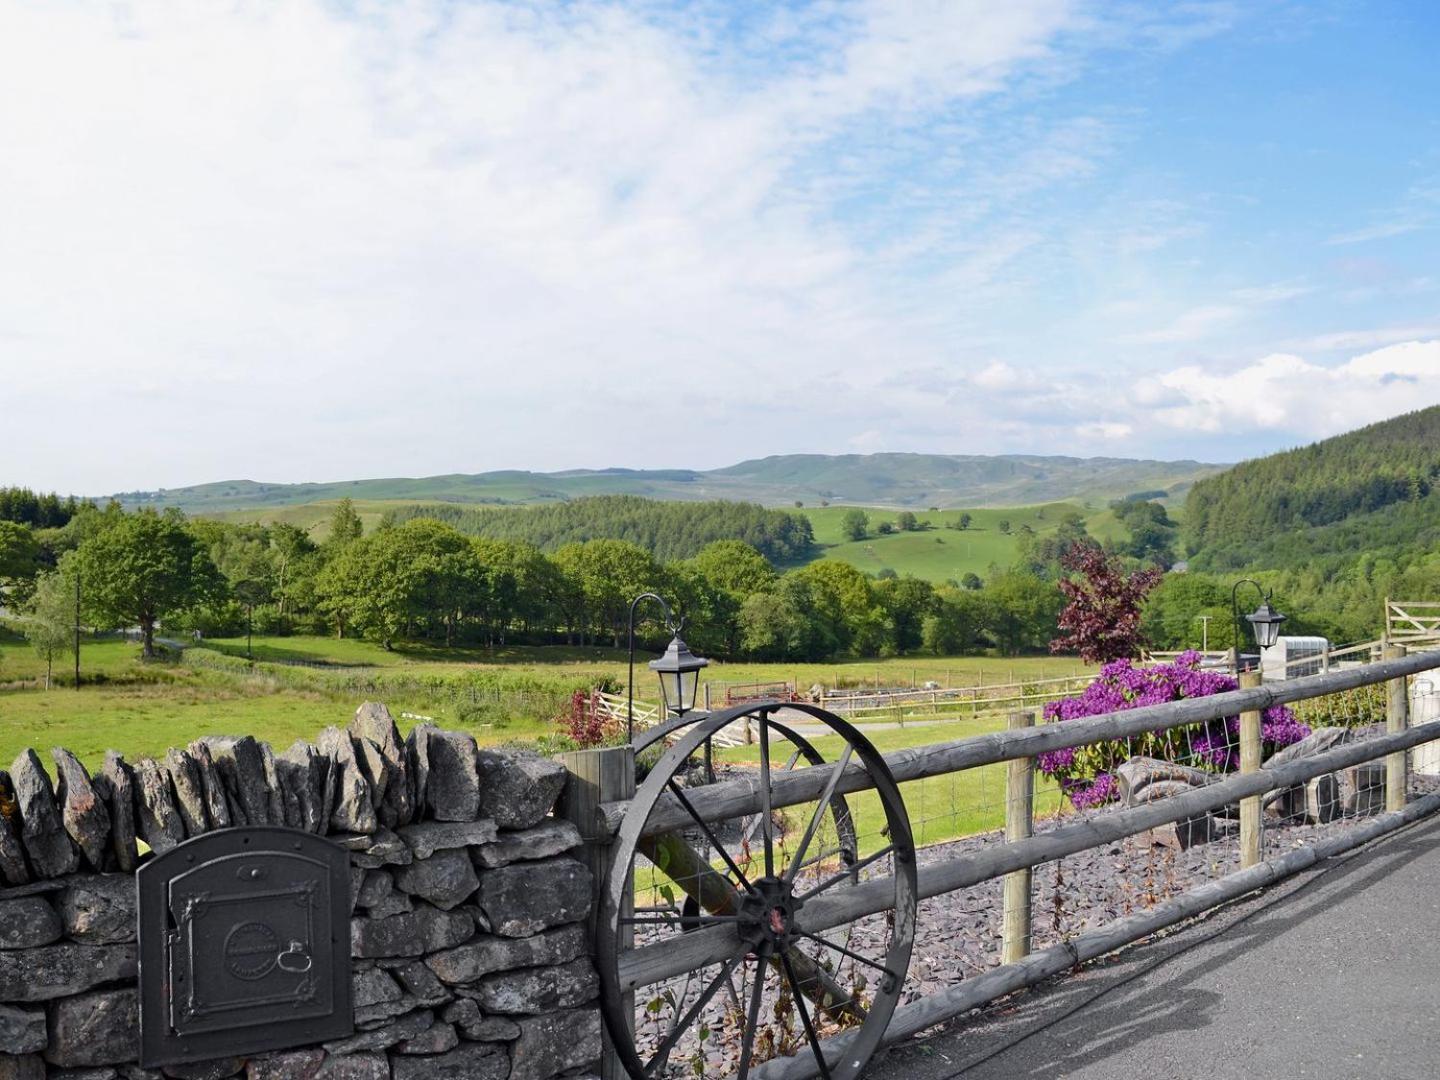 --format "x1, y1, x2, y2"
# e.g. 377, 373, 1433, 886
0, 703, 601, 1080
